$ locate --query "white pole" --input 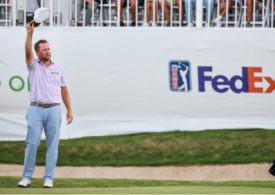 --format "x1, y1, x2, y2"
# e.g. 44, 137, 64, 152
179, 0, 182, 26
144, 0, 146, 25
100, 0, 103, 26
234, 0, 237, 27
83, 0, 86, 26
135, 0, 137, 26
217, 0, 221, 27
12, 0, 16, 27
49, 0, 53, 26
58, 0, 61, 26
208, 0, 210, 26
92, 0, 94, 26
272, 0, 274, 28
225, 0, 228, 27
127, 0, 129, 26
262, 0, 269, 27
117, 0, 120, 26
65, 0, 70, 26
5, 0, 7, 26
109, 0, 111, 26
246, 0, 247, 27
162, 0, 164, 26
24, 0, 26, 26
188, 0, 190, 25
196, 0, 202, 27
74, 0, 77, 26
153, 0, 155, 26
170, 0, 172, 26
253, 0, 255, 27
